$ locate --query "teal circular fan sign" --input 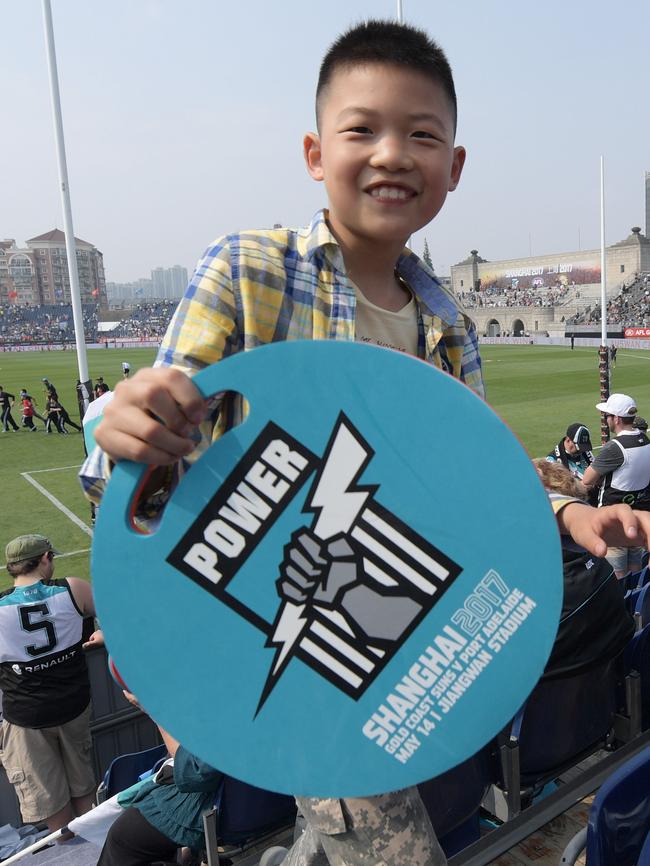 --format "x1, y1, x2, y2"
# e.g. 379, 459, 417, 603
93, 340, 562, 797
